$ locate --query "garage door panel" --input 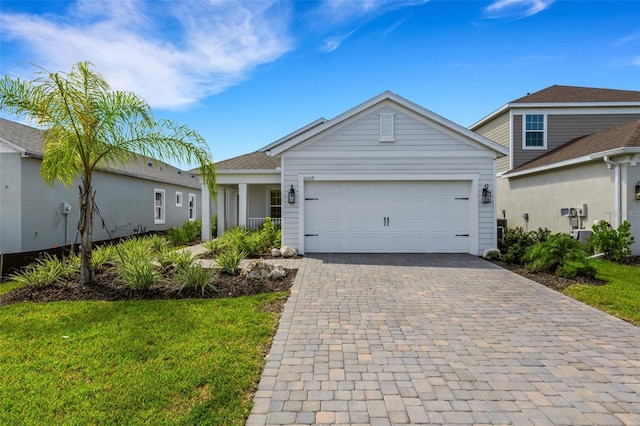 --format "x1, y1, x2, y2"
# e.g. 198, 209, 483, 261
304, 181, 471, 253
